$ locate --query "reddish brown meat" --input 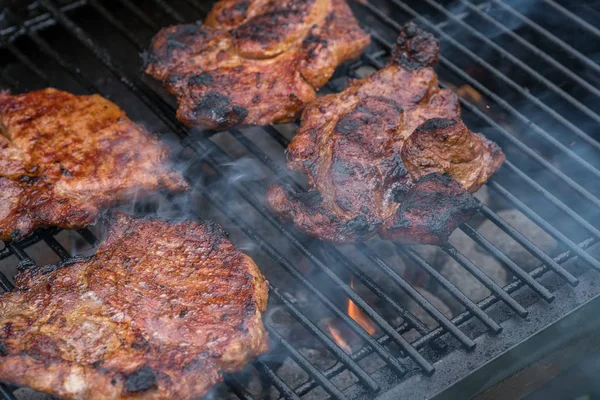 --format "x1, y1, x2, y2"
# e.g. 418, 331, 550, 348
0, 88, 188, 242
0, 213, 269, 400
144, 0, 370, 130
267, 23, 505, 244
